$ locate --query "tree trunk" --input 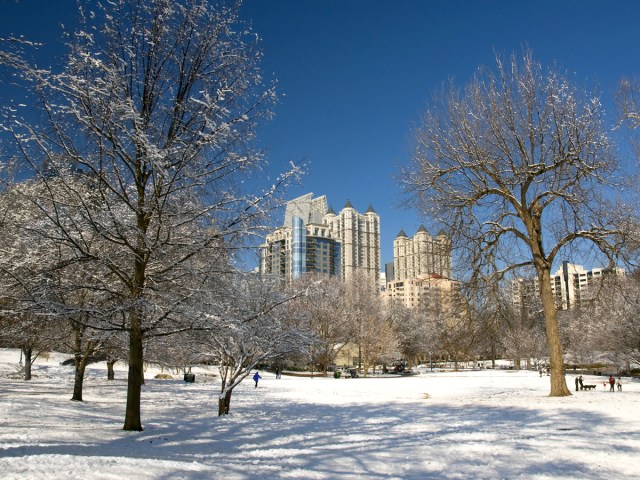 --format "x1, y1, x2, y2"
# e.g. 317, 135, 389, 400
218, 390, 232, 416
71, 355, 88, 401
22, 347, 32, 381
107, 360, 116, 380
538, 268, 571, 396
123, 325, 144, 431
71, 325, 92, 401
